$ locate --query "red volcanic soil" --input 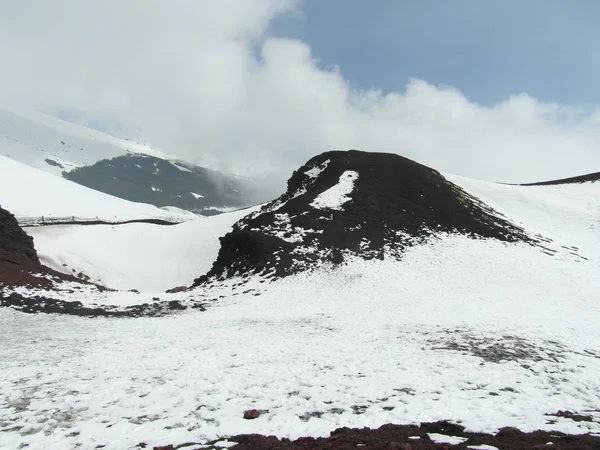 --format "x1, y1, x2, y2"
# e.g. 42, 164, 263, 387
149, 420, 600, 450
